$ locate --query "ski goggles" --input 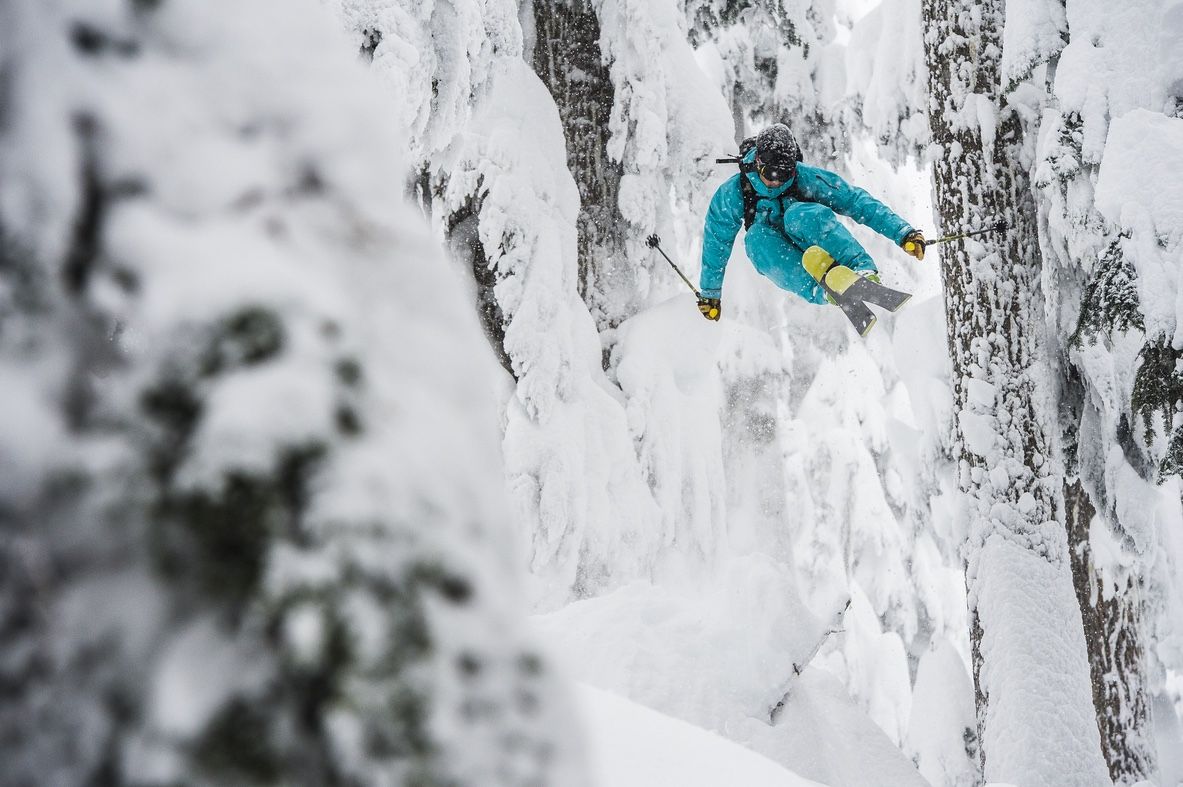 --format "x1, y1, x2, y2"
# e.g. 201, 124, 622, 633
756, 157, 796, 183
